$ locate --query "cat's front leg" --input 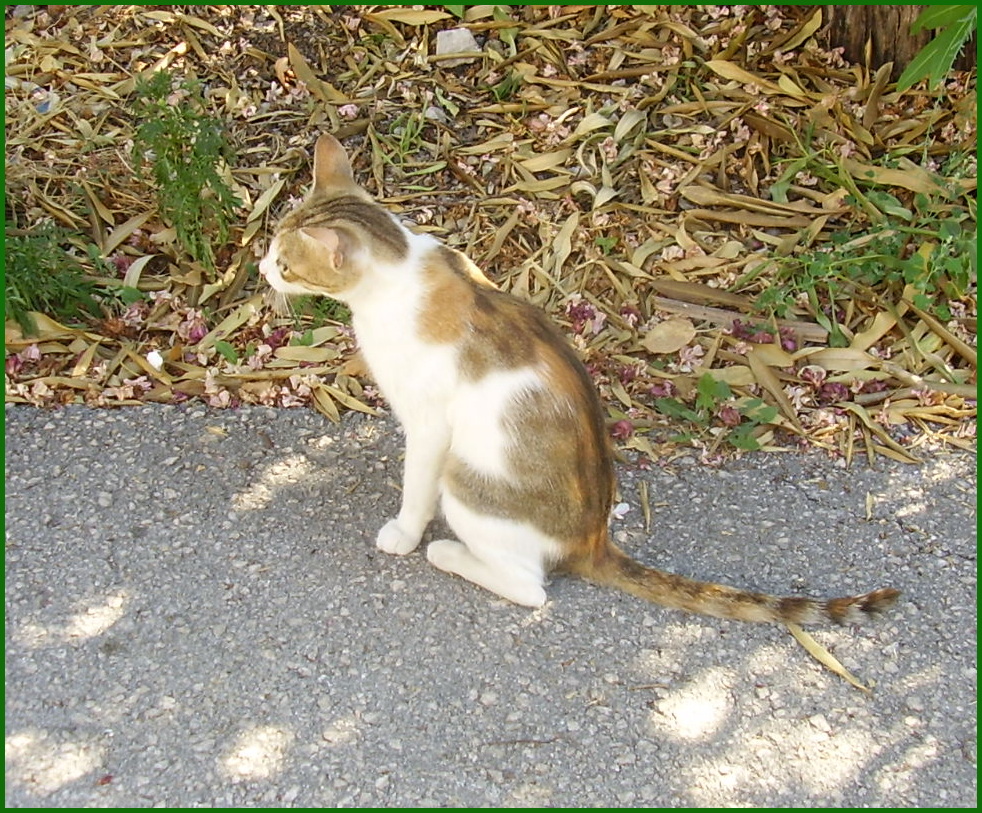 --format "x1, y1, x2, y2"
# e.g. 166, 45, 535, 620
376, 422, 449, 556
